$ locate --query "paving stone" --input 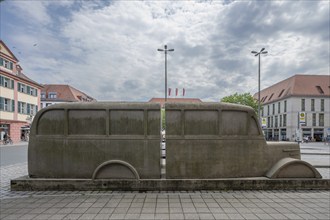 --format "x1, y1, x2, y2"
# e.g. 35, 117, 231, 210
93, 213, 112, 219
169, 213, 184, 219
184, 213, 199, 219
124, 213, 140, 219
199, 213, 215, 219
213, 213, 230, 219
1, 162, 330, 220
